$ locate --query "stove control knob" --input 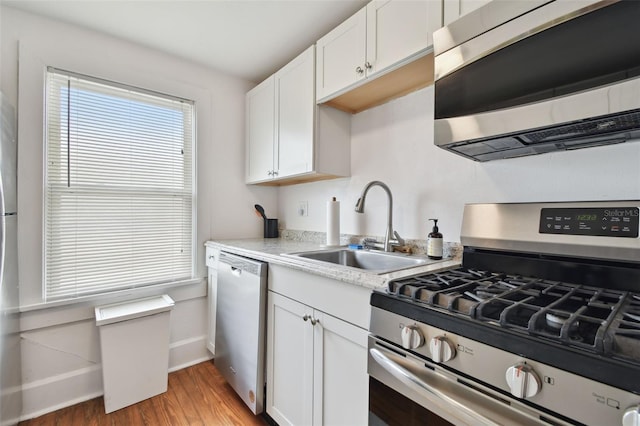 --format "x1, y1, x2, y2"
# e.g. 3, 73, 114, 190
429, 335, 456, 363
505, 364, 541, 399
400, 325, 424, 349
622, 405, 640, 426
